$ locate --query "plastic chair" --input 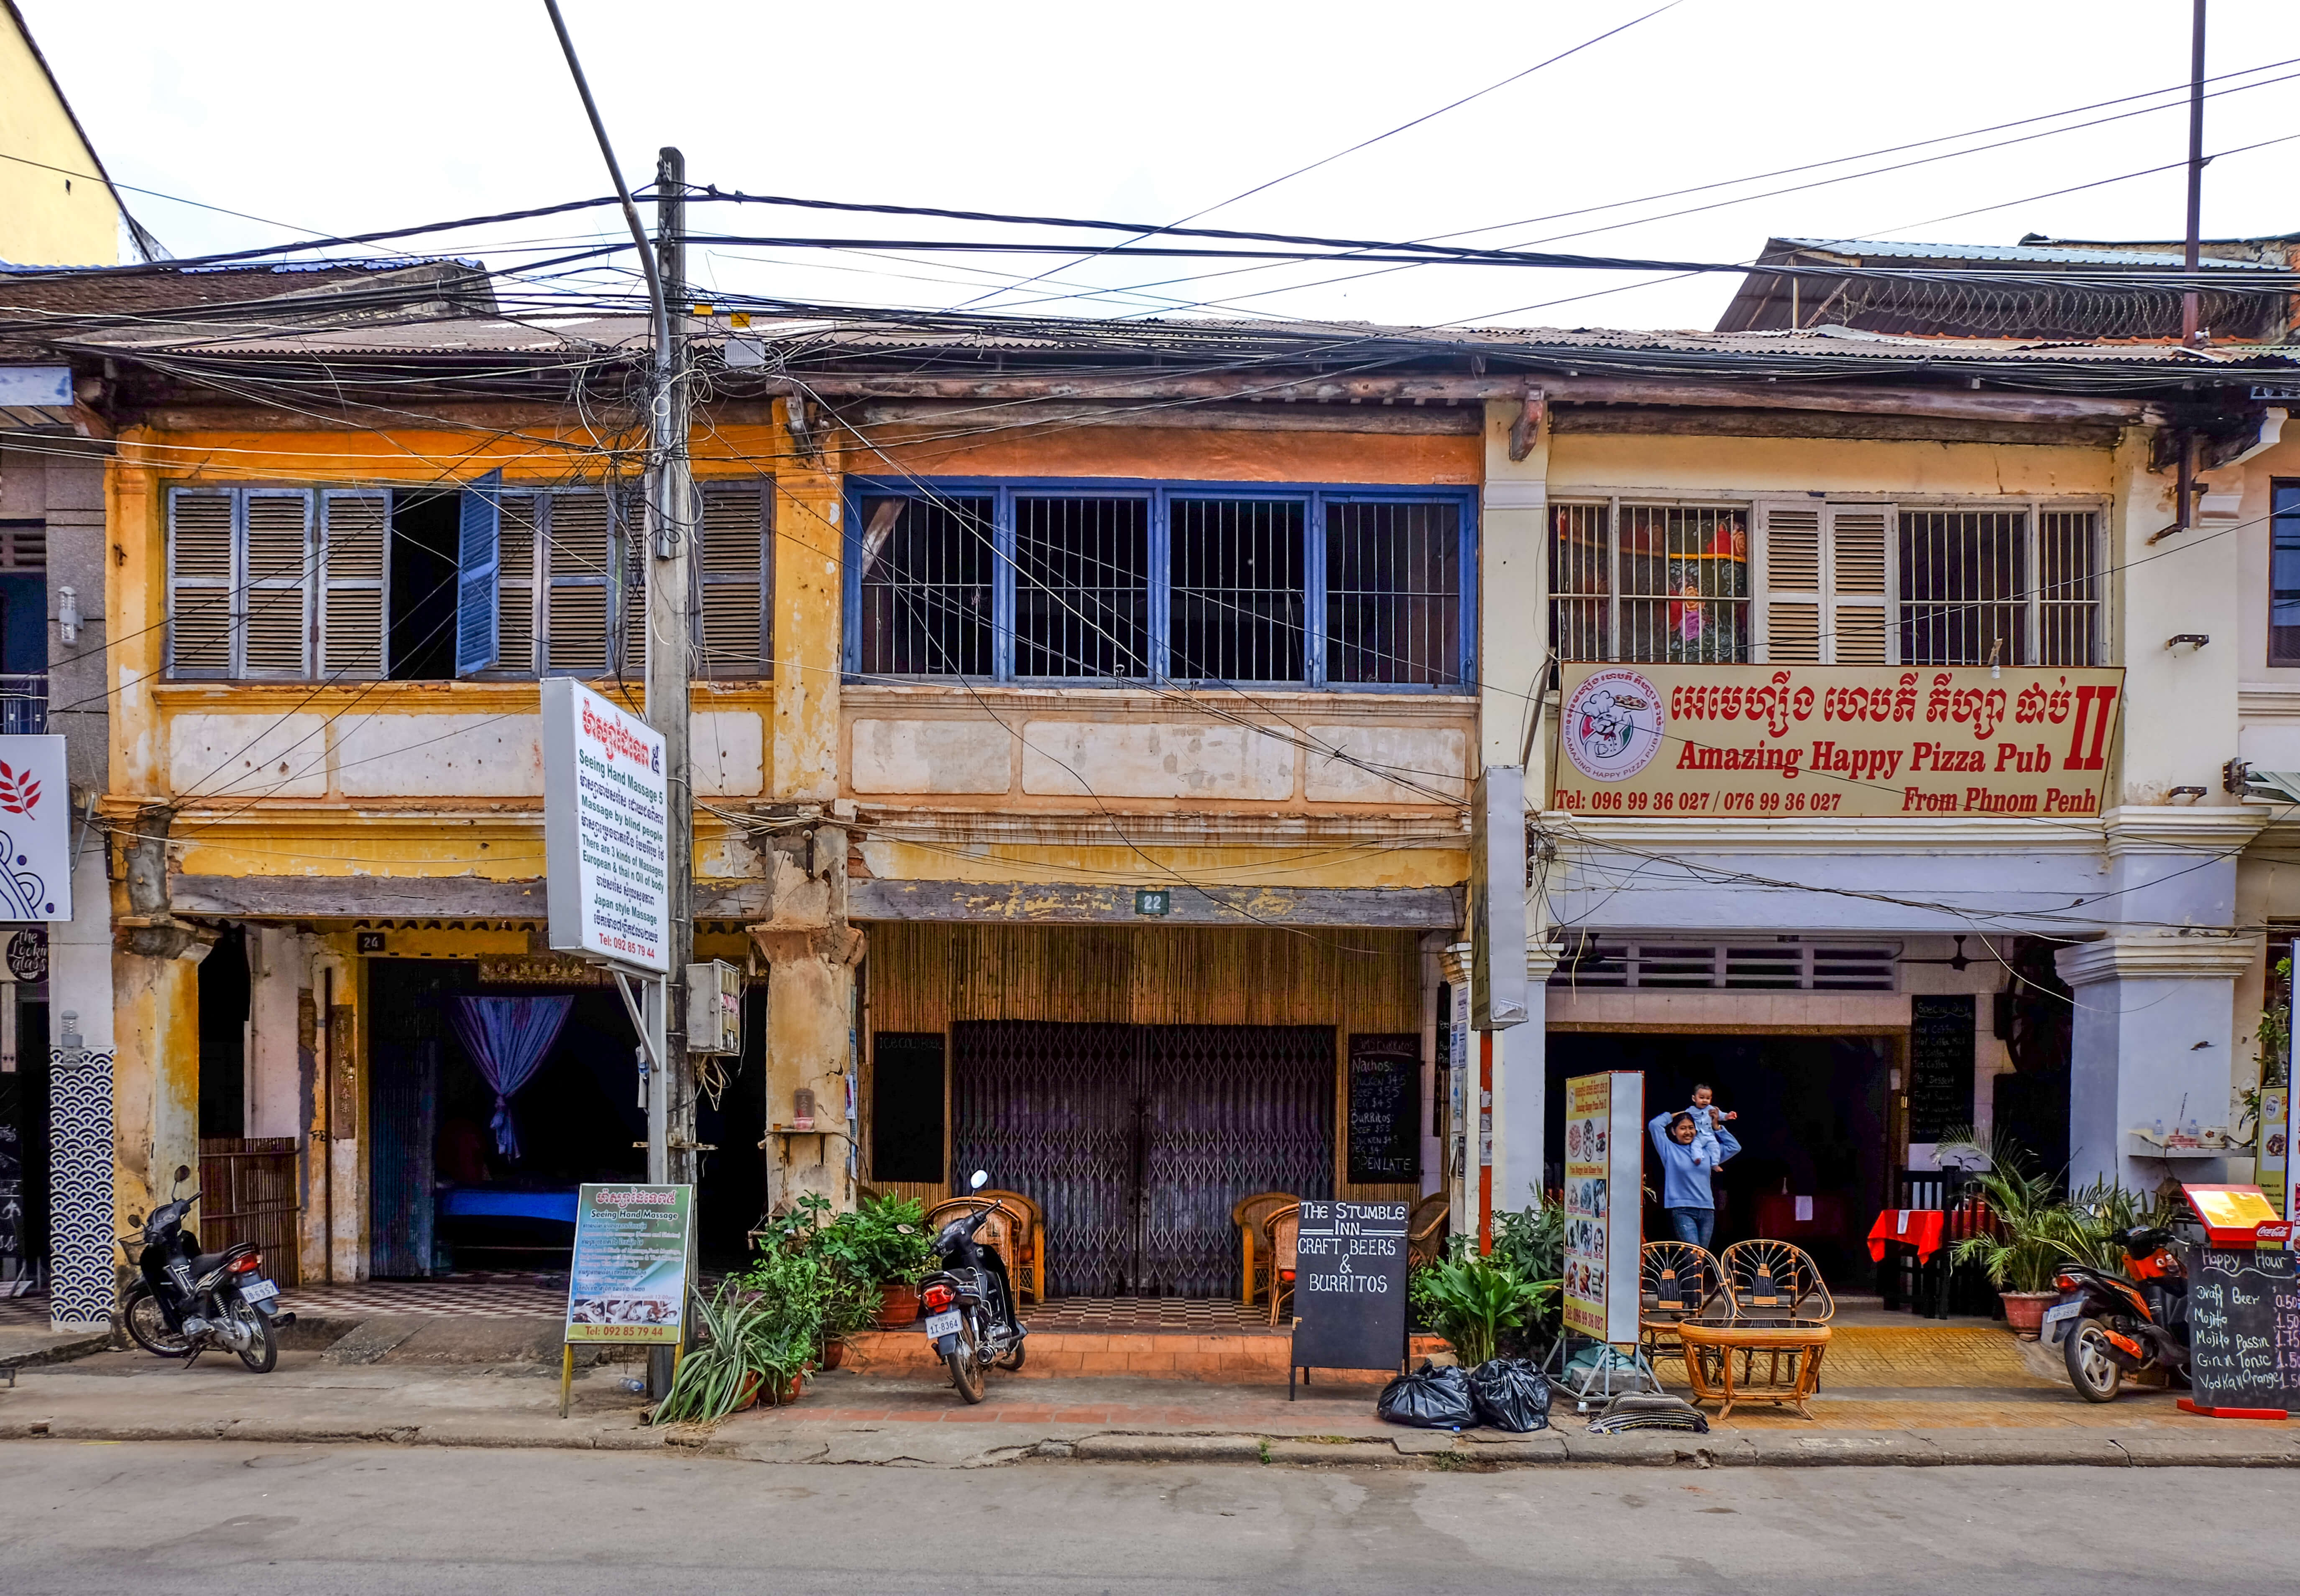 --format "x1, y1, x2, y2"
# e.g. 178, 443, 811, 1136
1232, 1190, 1297, 1306
1638, 1240, 1723, 1364
1263, 1205, 1301, 1325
